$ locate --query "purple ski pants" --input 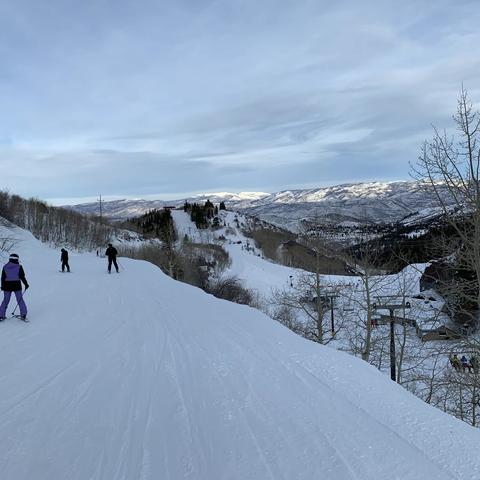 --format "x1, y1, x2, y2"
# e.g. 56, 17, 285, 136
0, 291, 27, 317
